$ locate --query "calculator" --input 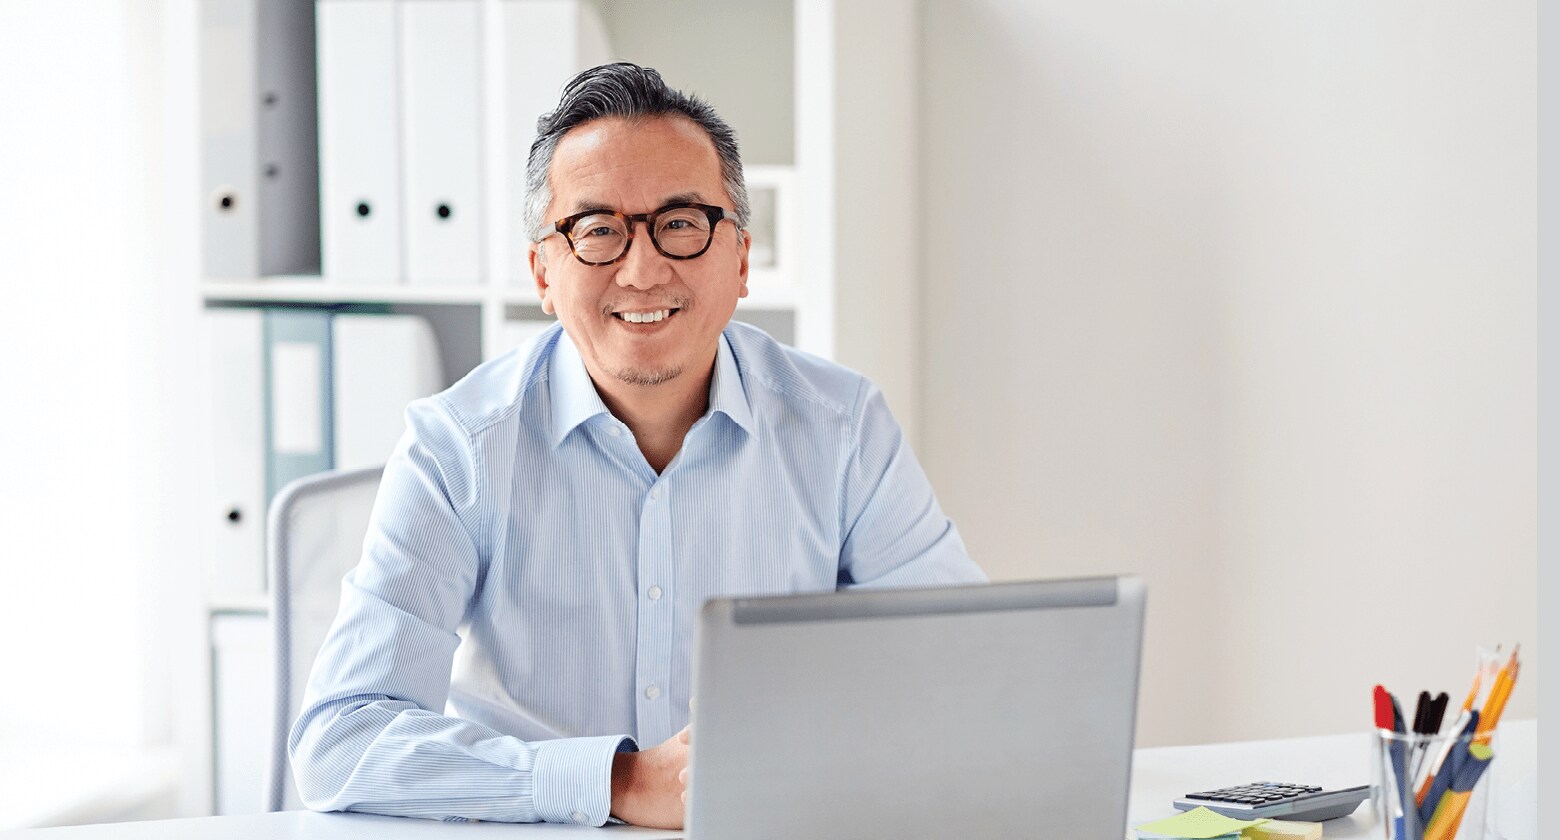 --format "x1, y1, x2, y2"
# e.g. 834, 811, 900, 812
1173, 781, 1372, 821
